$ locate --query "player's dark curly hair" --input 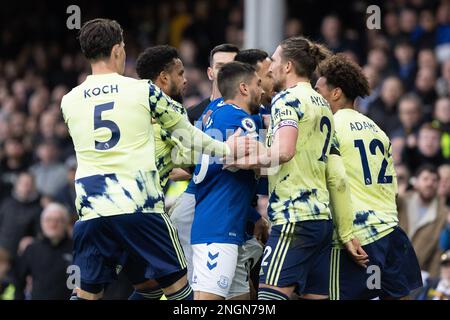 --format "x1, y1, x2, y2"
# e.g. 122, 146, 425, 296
79, 18, 123, 61
280, 37, 331, 79
135, 45, 180, 81
317, 53, 370, 101
218, 61, 256, 100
